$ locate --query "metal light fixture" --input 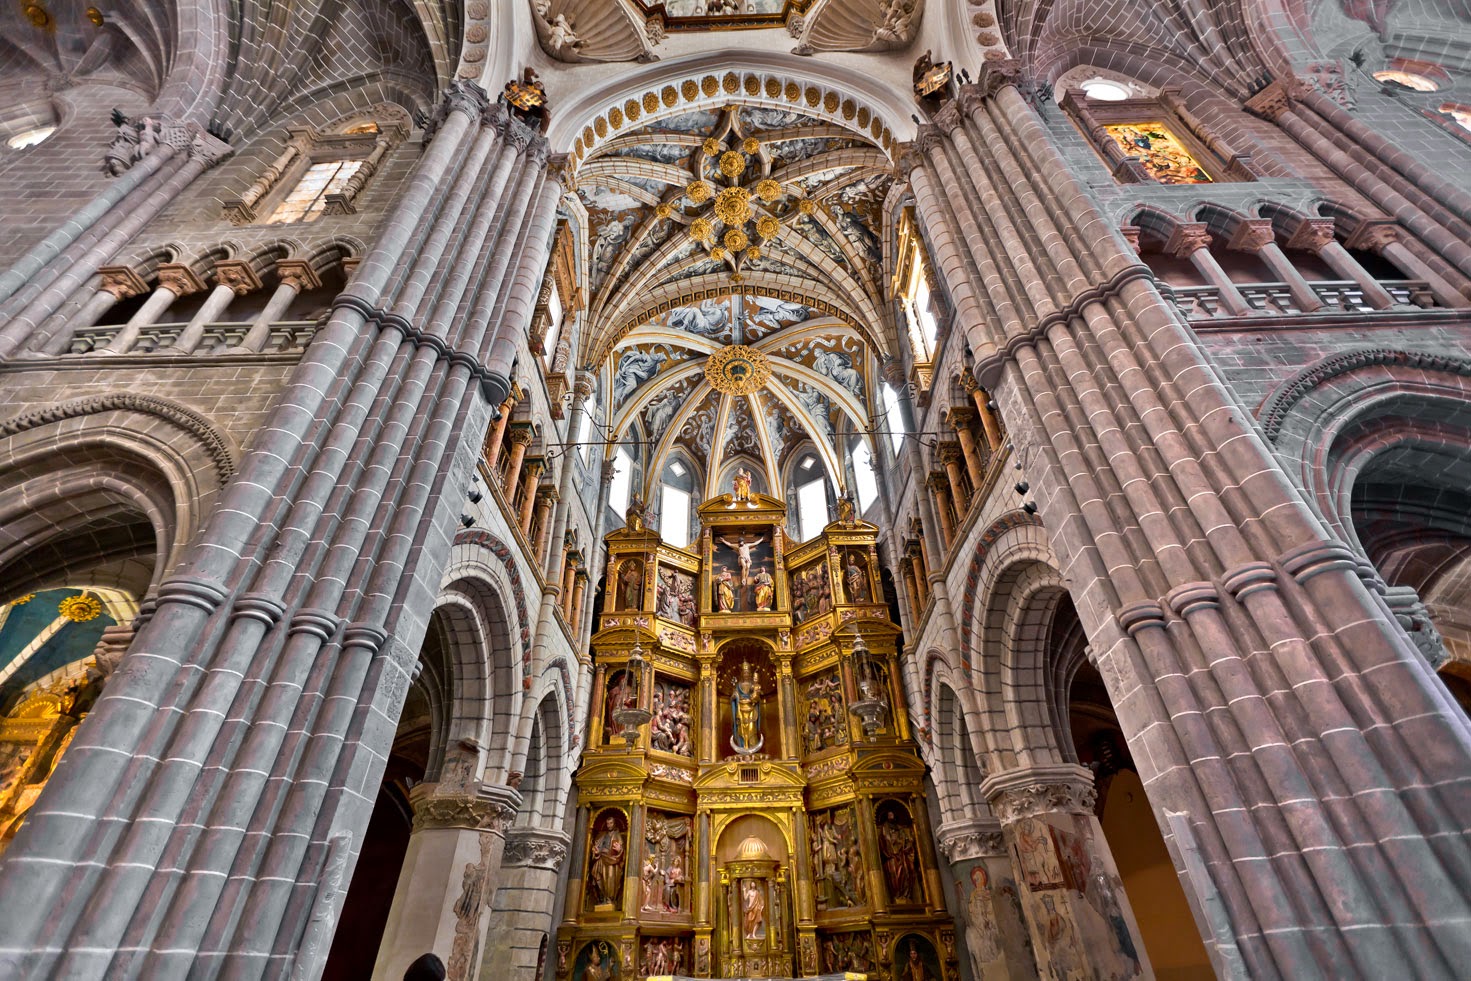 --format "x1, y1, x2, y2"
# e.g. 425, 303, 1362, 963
612, 640, 653, 749
847, 631, 890, 742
